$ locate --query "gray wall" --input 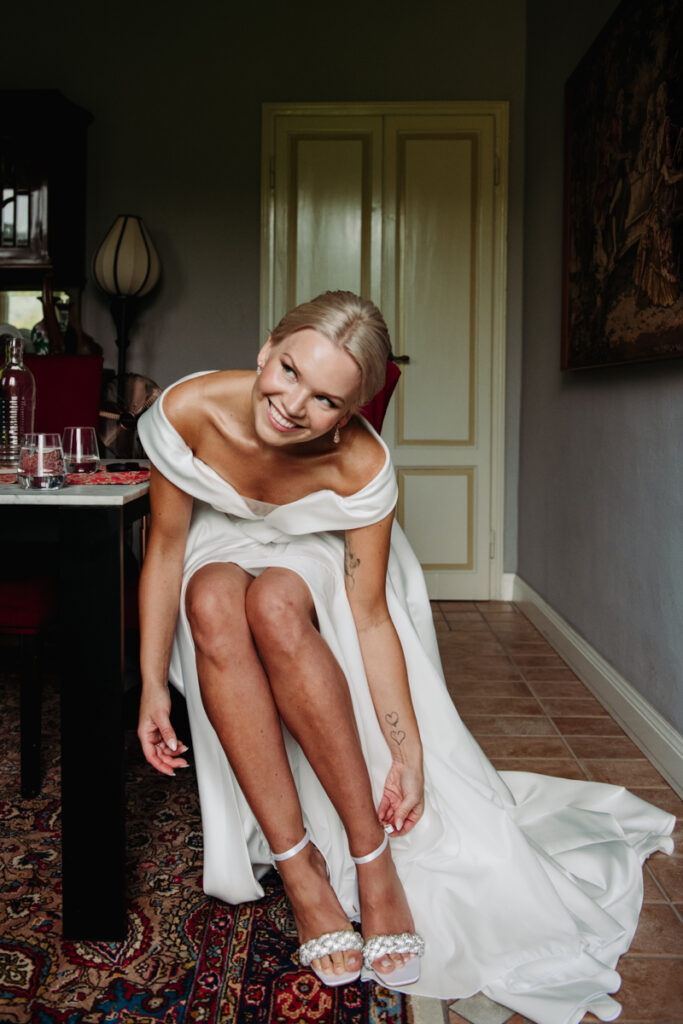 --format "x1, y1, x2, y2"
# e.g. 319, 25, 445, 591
1, 0, 525, 573
521, 0, 683, 730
